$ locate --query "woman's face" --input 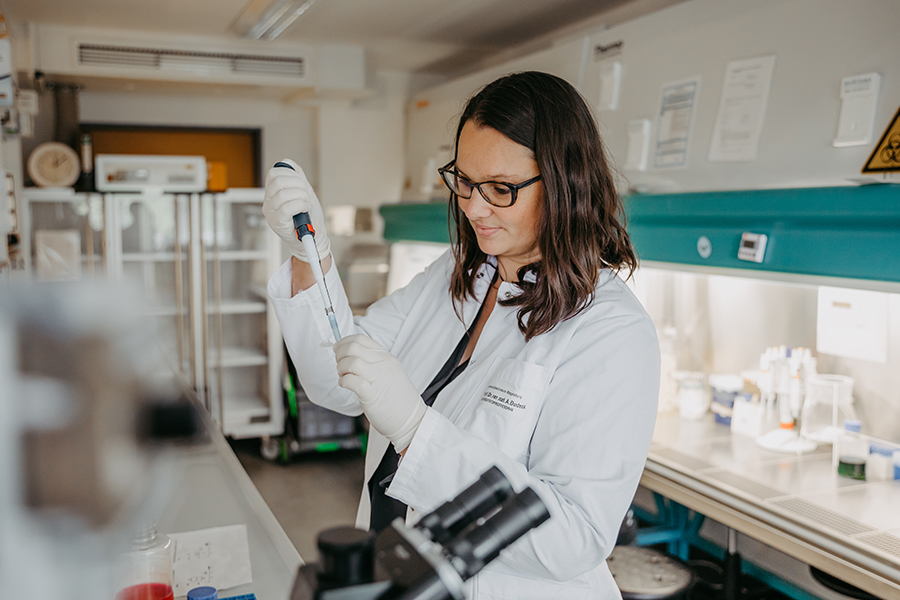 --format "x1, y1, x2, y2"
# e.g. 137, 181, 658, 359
455, 121, 543, 281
